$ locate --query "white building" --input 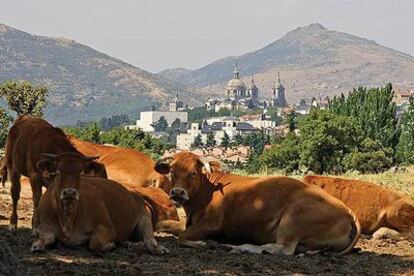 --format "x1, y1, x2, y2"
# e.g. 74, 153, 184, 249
128, 111, 188, 132
176, 116, 269, 150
